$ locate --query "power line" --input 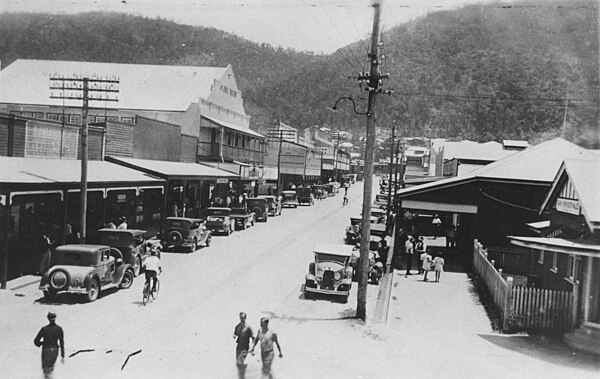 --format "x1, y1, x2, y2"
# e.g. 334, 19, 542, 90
317, 0, 364, 69
391, 90, 597, 105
